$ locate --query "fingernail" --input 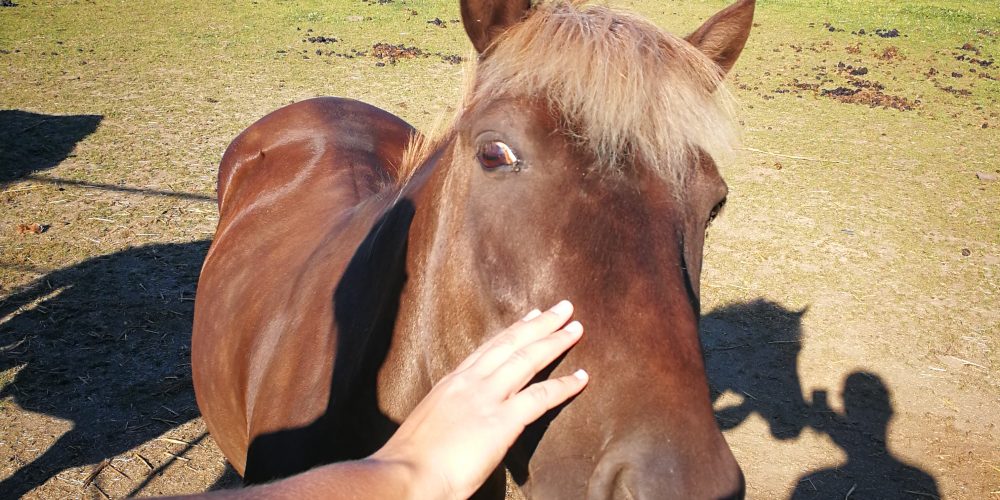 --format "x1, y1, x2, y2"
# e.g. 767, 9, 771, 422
550, 300, 572, 316
522, 309, 542, 321
563, 321, 583, 336
573, 369, 589, 381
